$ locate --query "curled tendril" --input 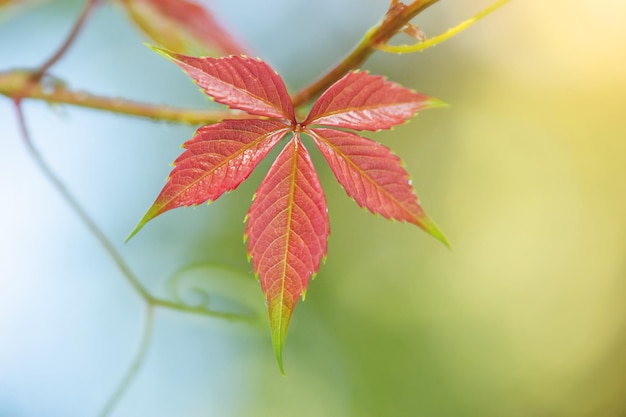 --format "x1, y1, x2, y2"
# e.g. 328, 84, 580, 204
168, 263, 212, 308
166, 262, 266, 319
